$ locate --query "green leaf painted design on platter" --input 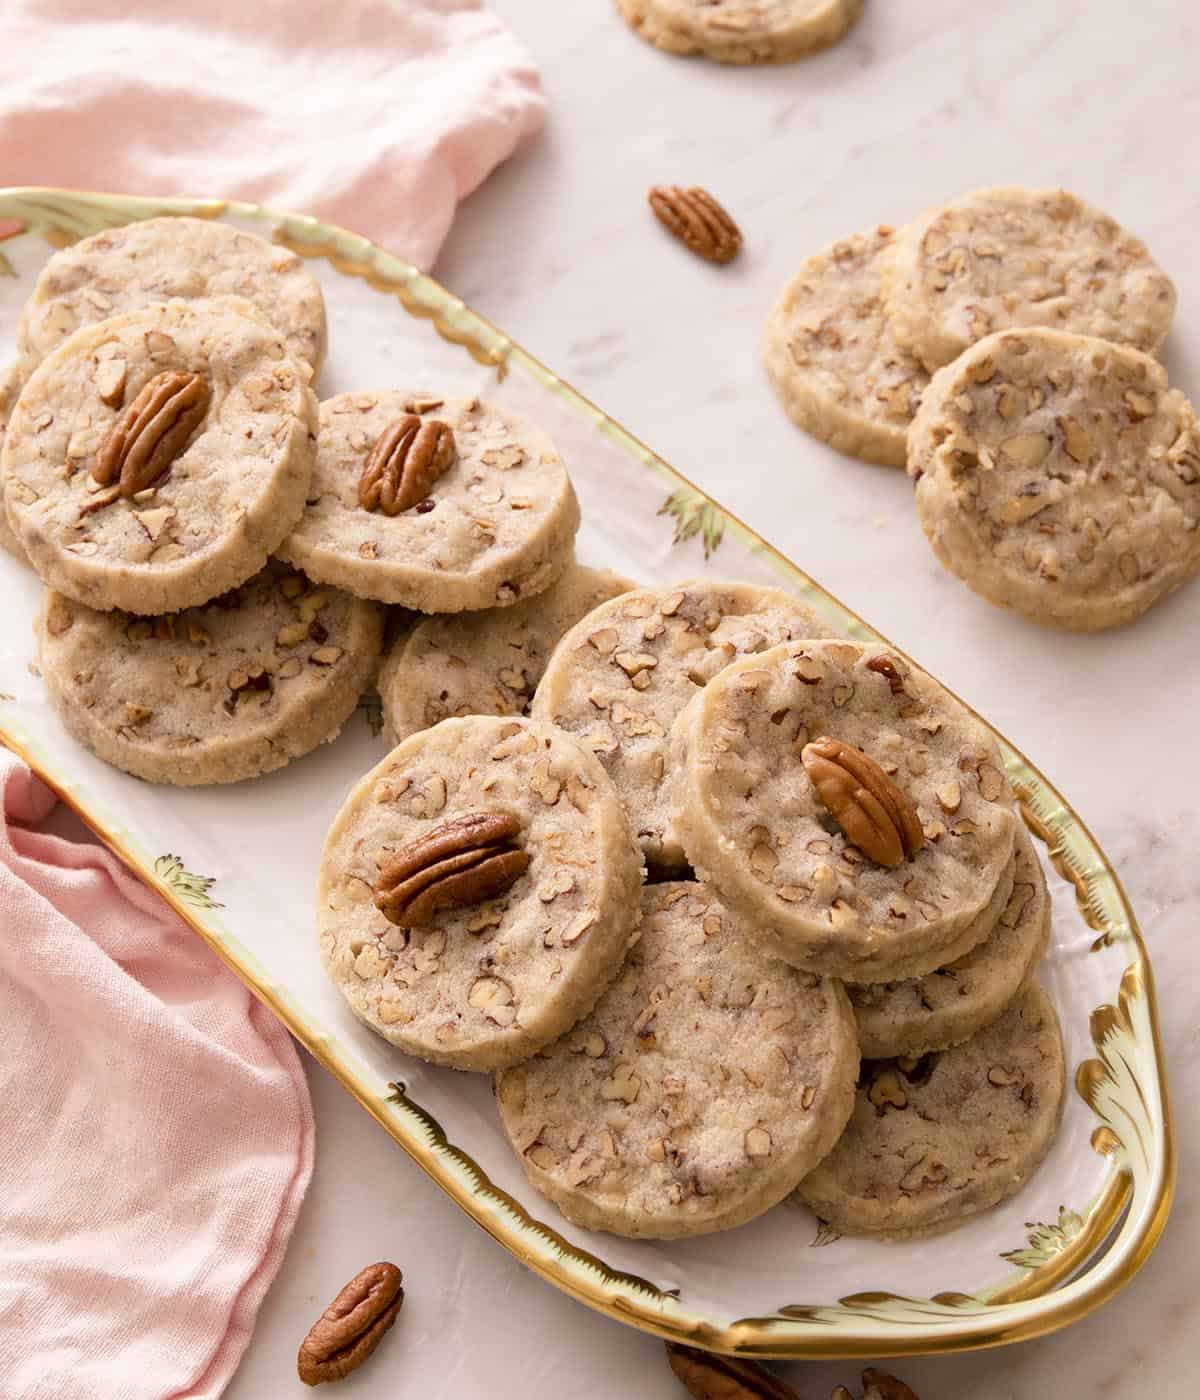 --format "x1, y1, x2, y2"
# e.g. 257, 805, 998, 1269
1000, 1206, 1084, 1269
659, 487, 725, 558
154, 853, 223, 910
